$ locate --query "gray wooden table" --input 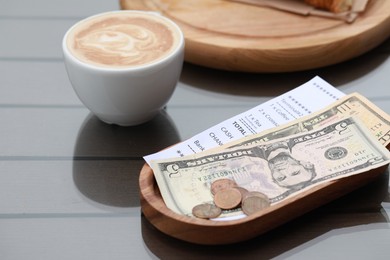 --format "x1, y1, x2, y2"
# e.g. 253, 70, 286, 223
1, 1, 390, 259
